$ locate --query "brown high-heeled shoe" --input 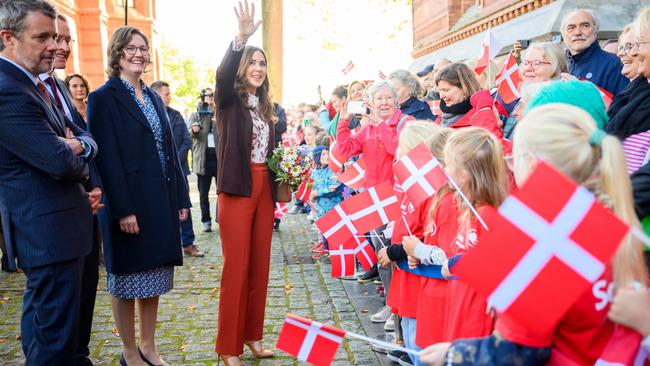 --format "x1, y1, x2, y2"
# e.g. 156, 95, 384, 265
217, 354, 243, 366
244, 340, 275, 358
